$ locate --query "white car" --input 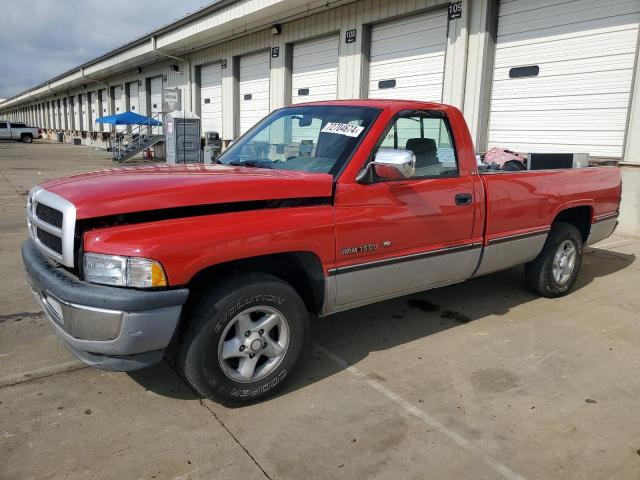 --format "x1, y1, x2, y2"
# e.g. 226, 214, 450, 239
0, 121, 42, 143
